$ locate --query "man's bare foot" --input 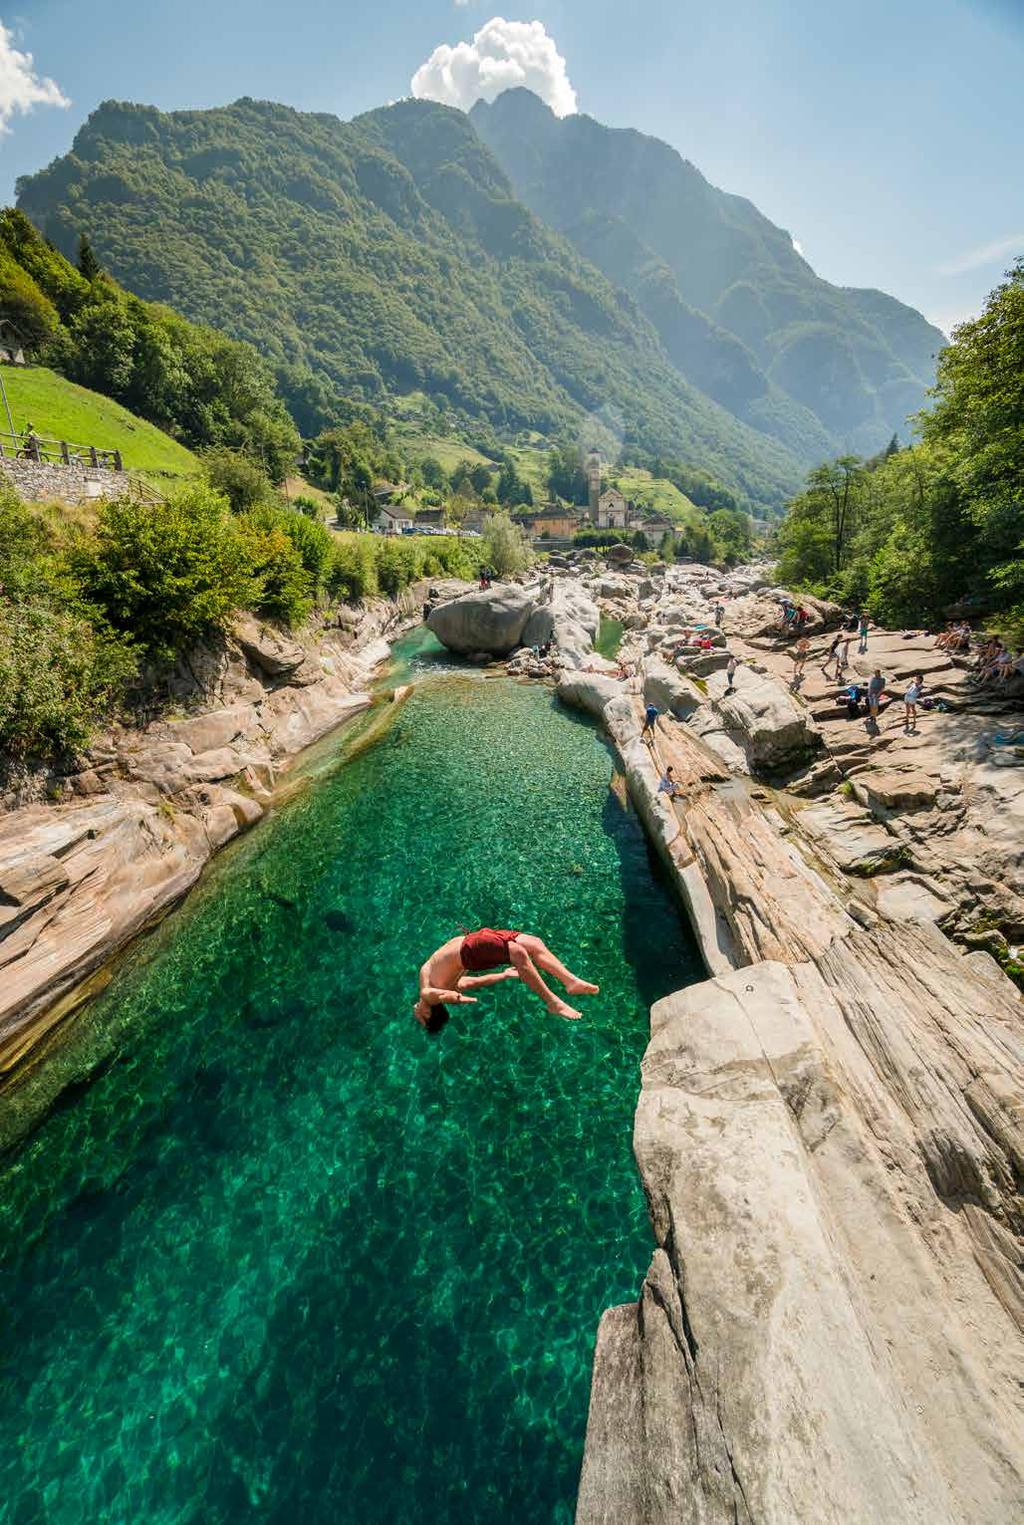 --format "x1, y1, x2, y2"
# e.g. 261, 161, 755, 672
564, 978, 599, 996
547, 998, 583, 1020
